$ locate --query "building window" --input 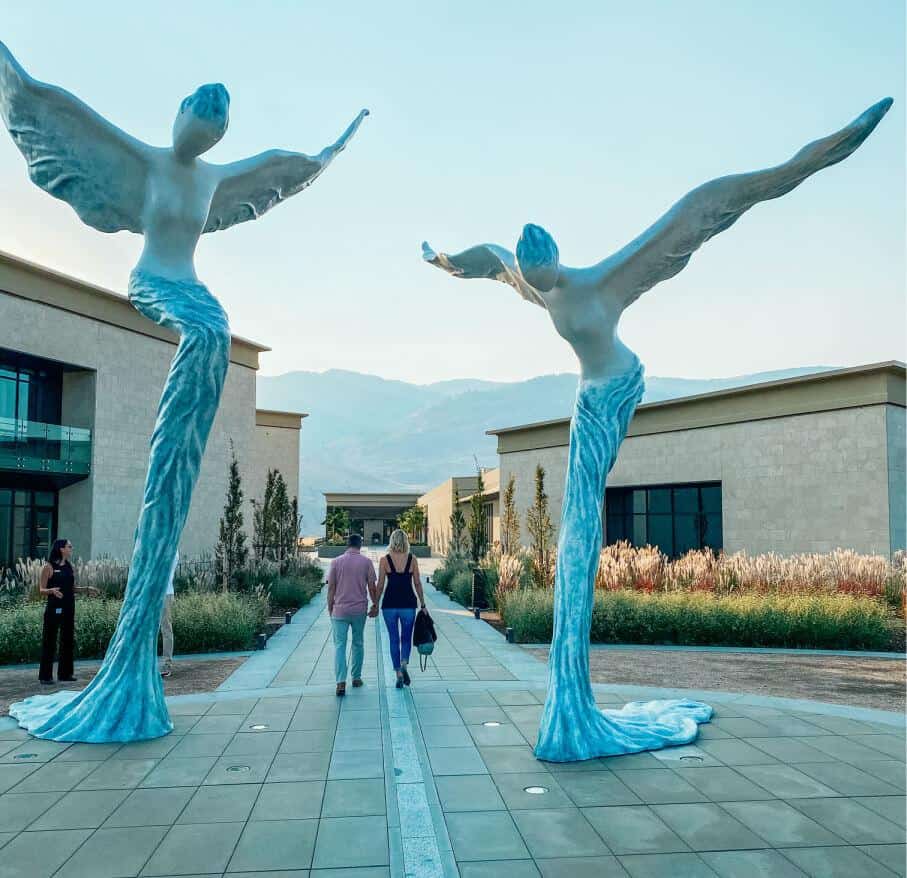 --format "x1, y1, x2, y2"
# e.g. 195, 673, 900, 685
605, 483, 722, 557
0, 487, 57, 572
